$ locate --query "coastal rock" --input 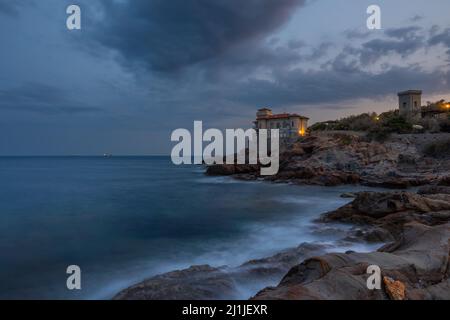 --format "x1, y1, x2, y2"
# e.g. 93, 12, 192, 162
115, 187, 450, 301
251, 191, 450, 300
438, 175, 450, 186
253, 222, 450, 300
206, 164, 258, 176
115, 189, 450, 300
114, 243, 329, 300
418, 185, 450, 195
345, 226, 395, 243
321, 191, 450, 238
341, 192, 357, 198
113, 265, 236, 300
206, 164, 236, 176
398, 154, 418, 166
383, 276, 405, 300
237, 243, 330, 279
362, 178, 413, 189
205, 133, 450, 188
